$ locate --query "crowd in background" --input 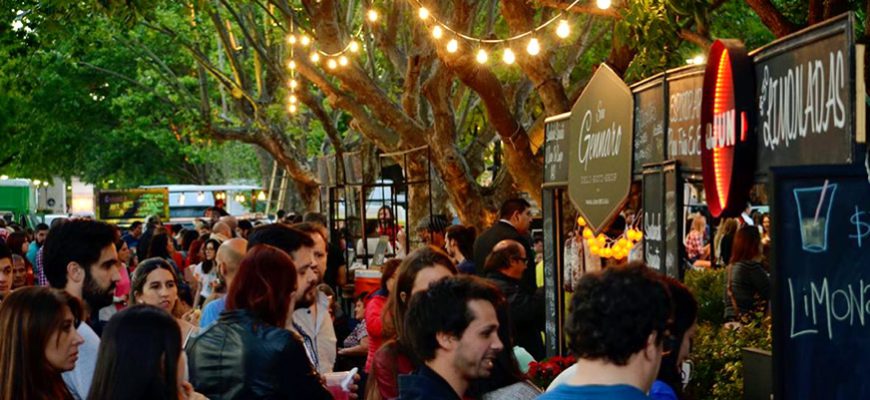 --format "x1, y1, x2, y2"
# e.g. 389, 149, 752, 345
0, 197, 720, 400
